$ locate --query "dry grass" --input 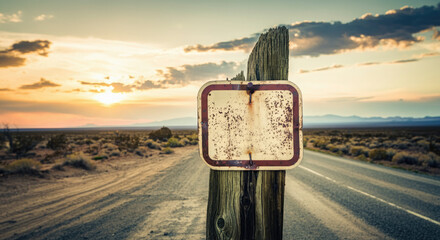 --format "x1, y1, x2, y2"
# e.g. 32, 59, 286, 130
304, 127, 440, 175
0, 128, 197, 177
161, 147, 174, 154
3, 158, 41, 175
62, 153, 96, 170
